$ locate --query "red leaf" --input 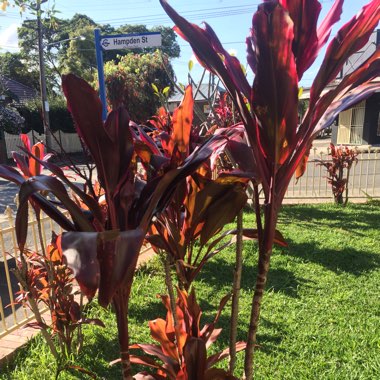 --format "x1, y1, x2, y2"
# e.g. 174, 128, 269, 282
30, 142, 44, 176
311, 0, 380, 104
62, 232, 100, 299
16, 175, 93, 250
183, 337, 207, 380
18, 147, 104, 225
149, 318, 179, 360
171, 85, 193, 161
160, 0, 254, 134
20, 134, 31, 152
250, 2, 298, 165
130, 343, 179, 376
97, 229, 145, 306
279, 0, 322, 79
295, 146, 311, 180
206, 341, 246, 369
316, 0, 344, 51
12, 152, 31, 177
